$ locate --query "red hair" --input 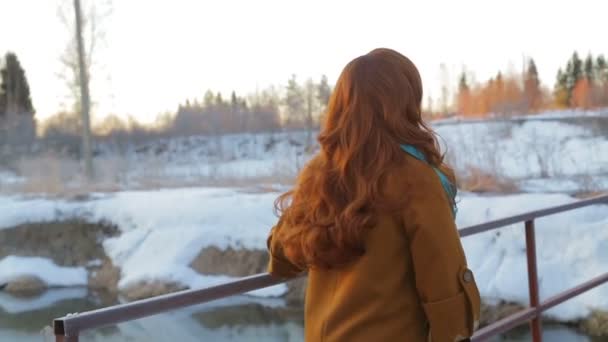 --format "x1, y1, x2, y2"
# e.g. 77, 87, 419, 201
275, 48, 450, 269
